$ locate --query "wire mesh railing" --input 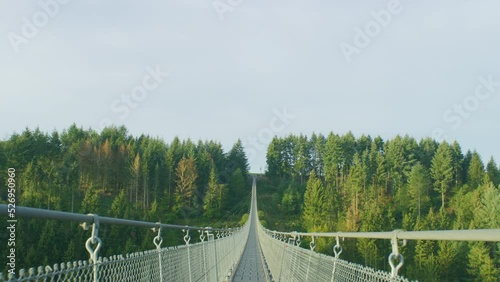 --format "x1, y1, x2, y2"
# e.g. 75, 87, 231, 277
257, 226, 411, 282
257, 217, 500, 281
0, 204, 250, 282
257, 226, 500, 281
